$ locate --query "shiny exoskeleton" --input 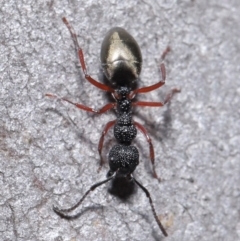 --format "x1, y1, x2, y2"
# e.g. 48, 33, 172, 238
101, 28, 141, 177
101, 27, 142, 88
47, 18, 180, 238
